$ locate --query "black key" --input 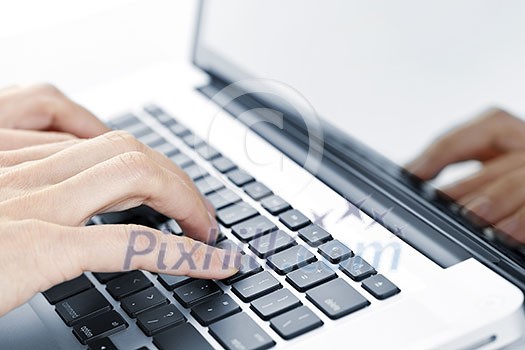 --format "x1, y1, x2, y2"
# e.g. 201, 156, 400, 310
182, 134, 205, 149
361, 274, 401, 300
215, 239, 243, 253
206, 188, 241, 210
231, 215, 277, 242
251, 289, 302, 321
260, 195, 291, 215
140, 133, 165, 148
249, 230, 296, 258
216, 203, 258, 227
270, 305, 323, 340
195, 176, 224, 195
111, 113, 140, 128
169, 123, 191, 137
279, 209, 311, 231
157, 274, 193, 291
243, 181, 272, 200
170, 153, 193, 168
126, 123, 153, 138
87, 338, 118, 350
209, 313, 275, 350
190, 294, 241, 326
298, 225, 333, 247
232, 271, 281, 302
121, 286, 169, 317
155, 142, 179, 157
318, 240, 353, 263
154, 323, 213, 350
137, 304, 185, 336
285, 261, 337, 292
211, 156, 237, 173
226, 168, 254, 186
184, 163, 208, 180
72, 310, 128, 345
106, 271, 152, 300
92, 272, 125, 283
267, 245, 317, 275
158, 219, 183, 235
222, 254, 263, 285
173, 279, 222, 308
196, 144, 221, 160
55, 288, 112, 326
143, 105, 169, 119
43, 274, 93, 304
306, 278, 370, 319
339, 256, 377, 281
